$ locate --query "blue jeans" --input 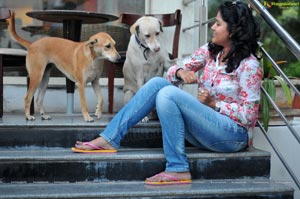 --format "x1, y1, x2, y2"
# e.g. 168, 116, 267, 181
100, 77, 248, 172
